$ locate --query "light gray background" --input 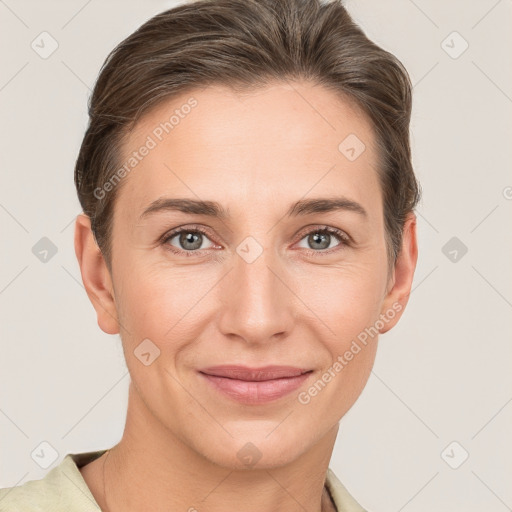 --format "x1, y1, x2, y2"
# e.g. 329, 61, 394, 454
1, 0, 511, 510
